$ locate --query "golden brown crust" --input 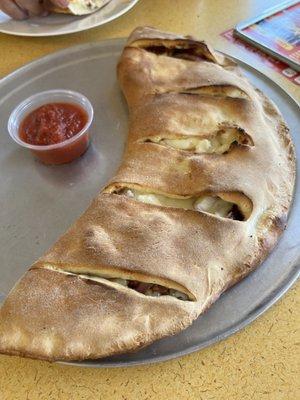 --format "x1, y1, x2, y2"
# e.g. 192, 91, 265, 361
0, 27, 296, 362
0, 268, 196, 361
126, 26, 236, 68
36, 193, 258, 300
